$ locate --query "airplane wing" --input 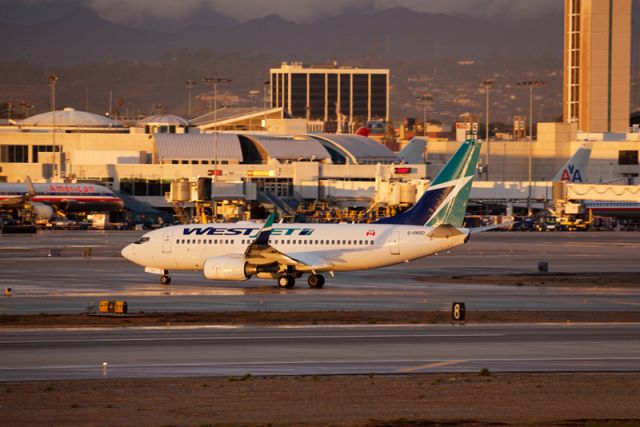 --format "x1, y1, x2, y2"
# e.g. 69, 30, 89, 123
468, 221, 513, 234
0, 177, 37, 209
243, 213, 333, 272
